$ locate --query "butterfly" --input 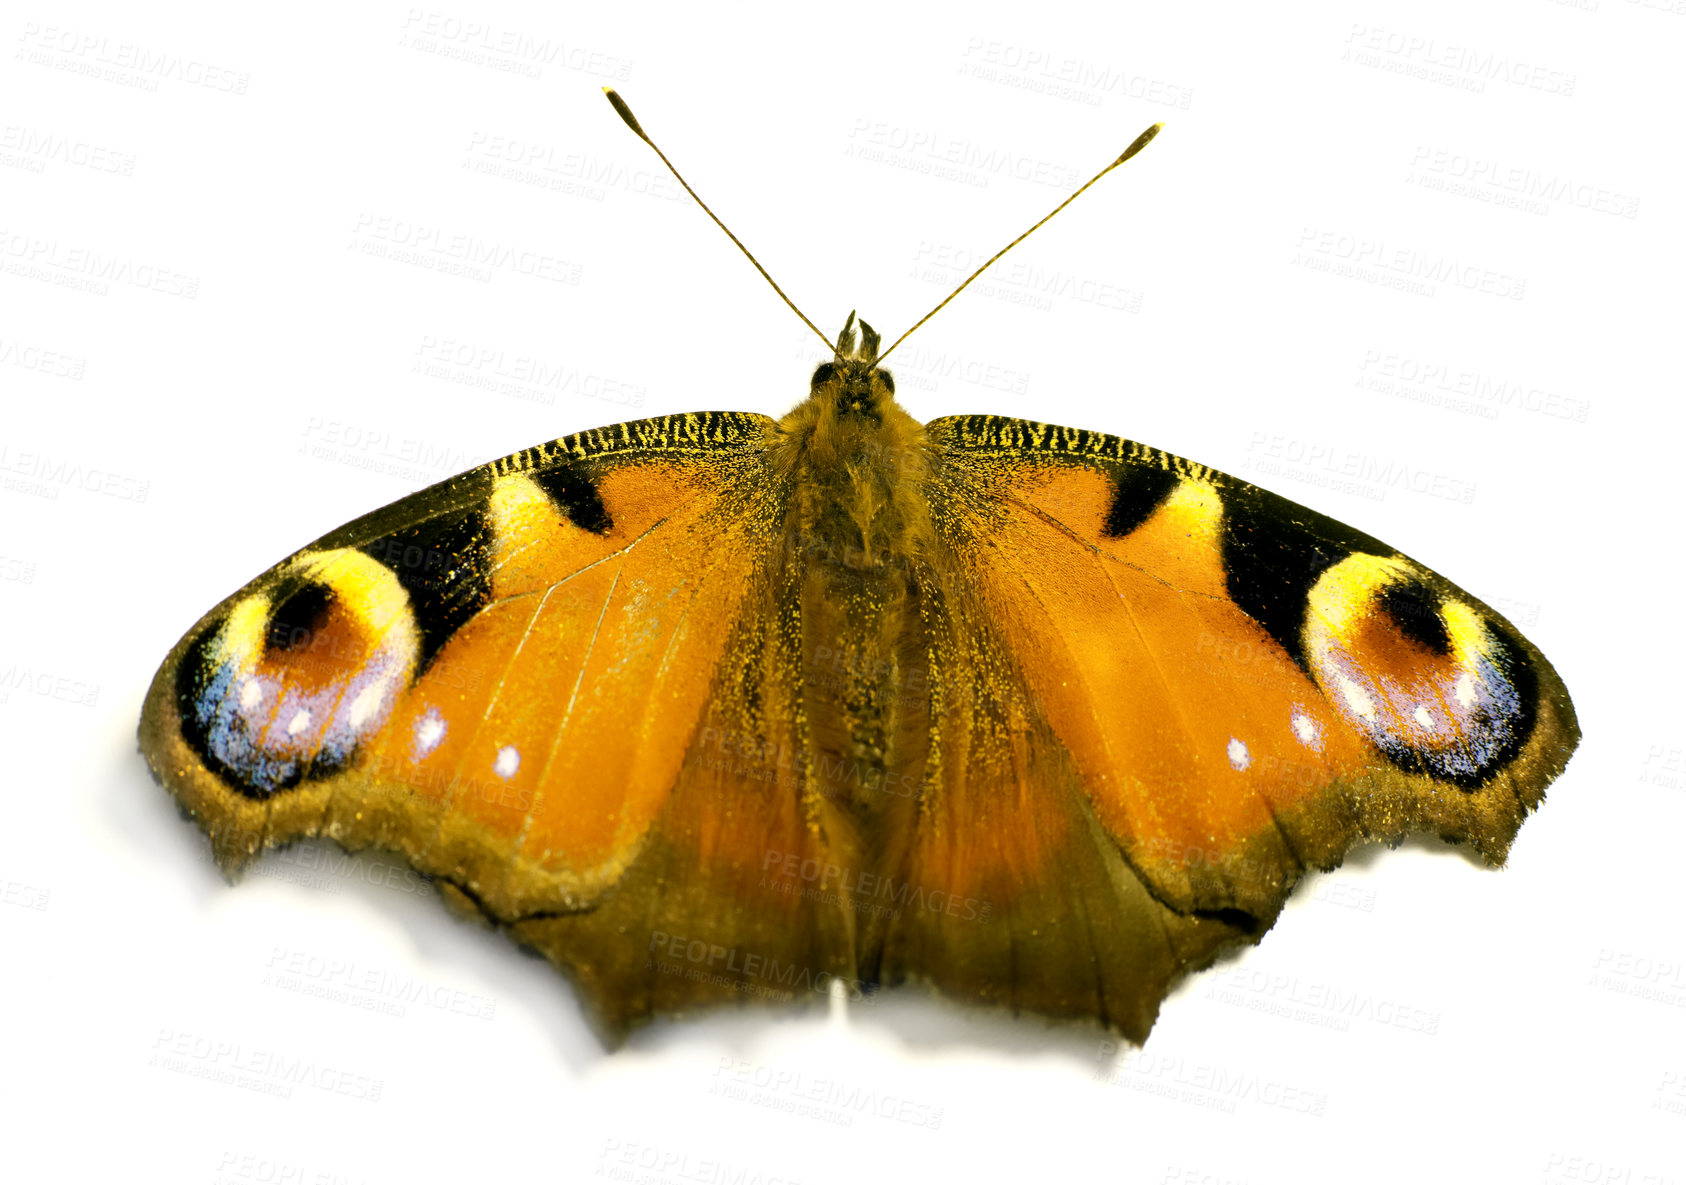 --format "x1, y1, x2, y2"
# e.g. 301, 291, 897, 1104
139, 90, 1579, 1045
